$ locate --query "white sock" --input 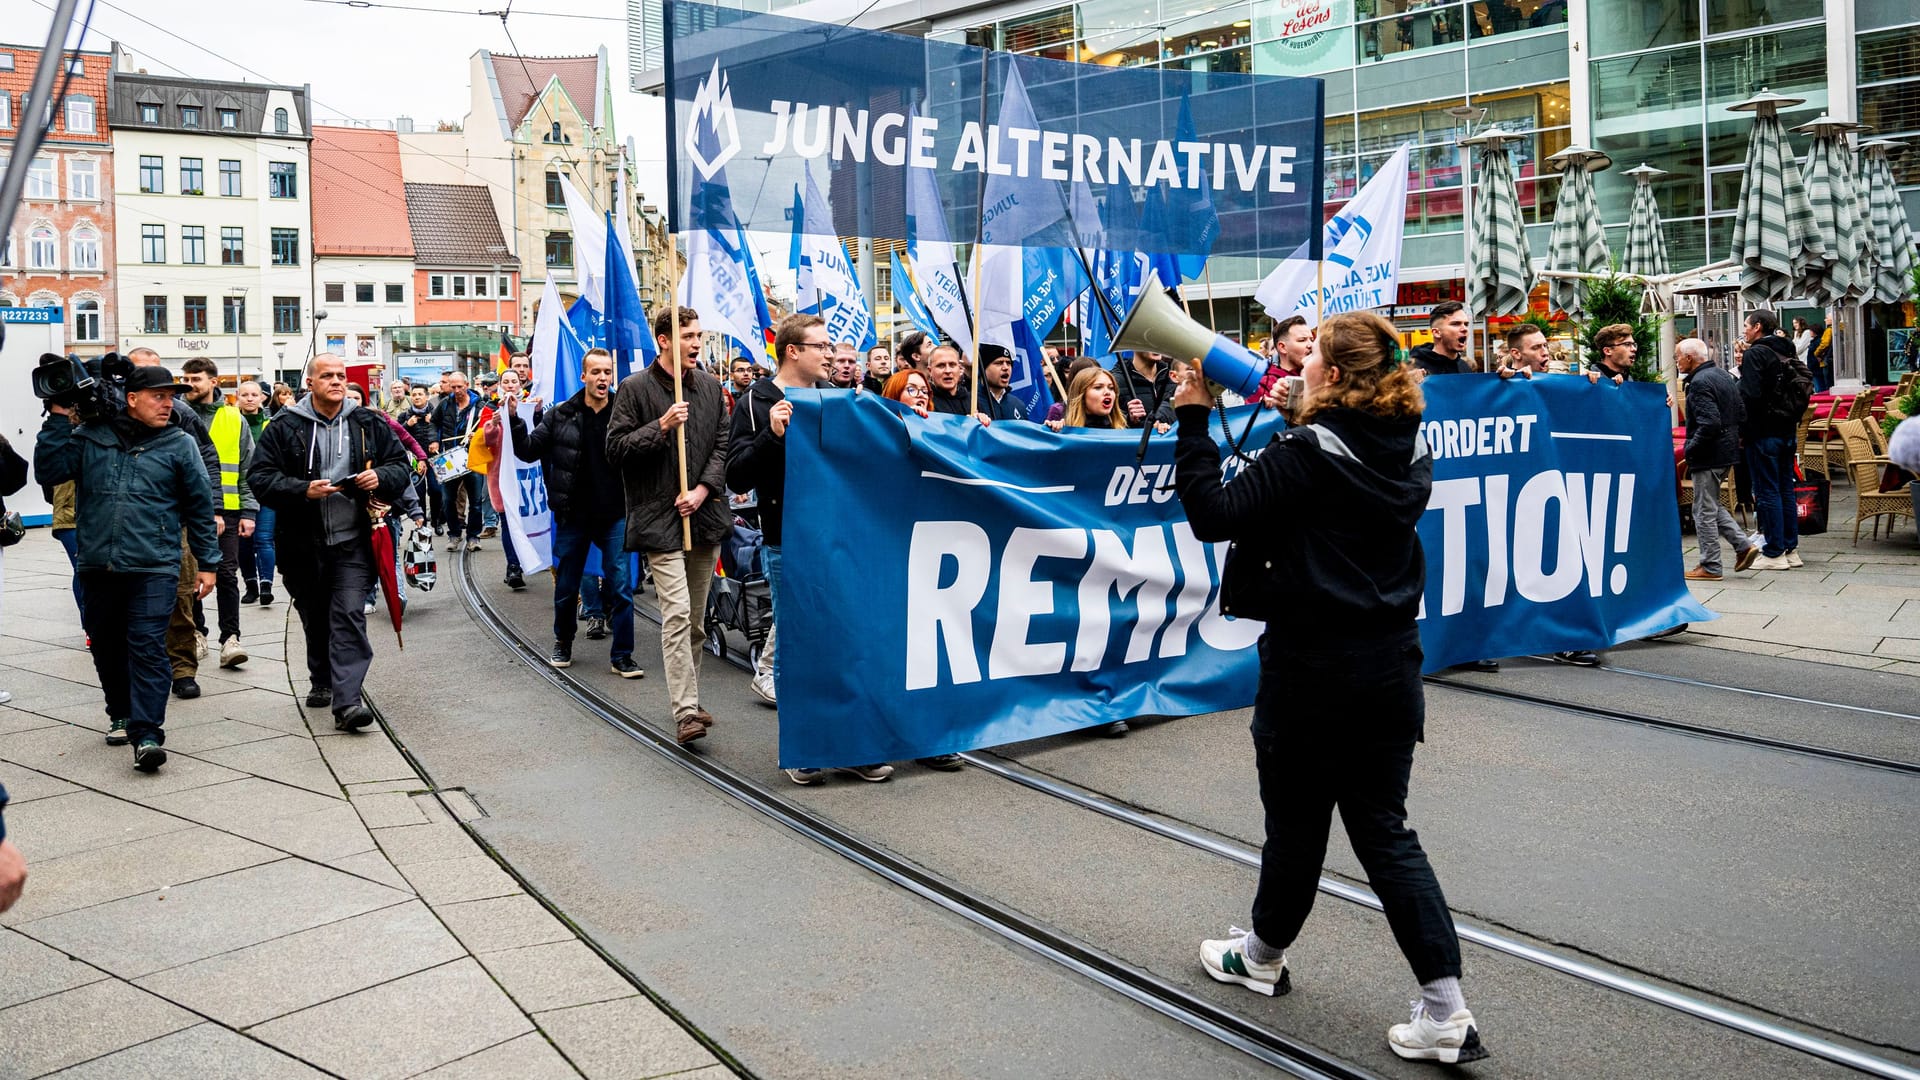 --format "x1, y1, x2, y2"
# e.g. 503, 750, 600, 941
1242, 929, 1284, 966
1421, 977, 1467, 1019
